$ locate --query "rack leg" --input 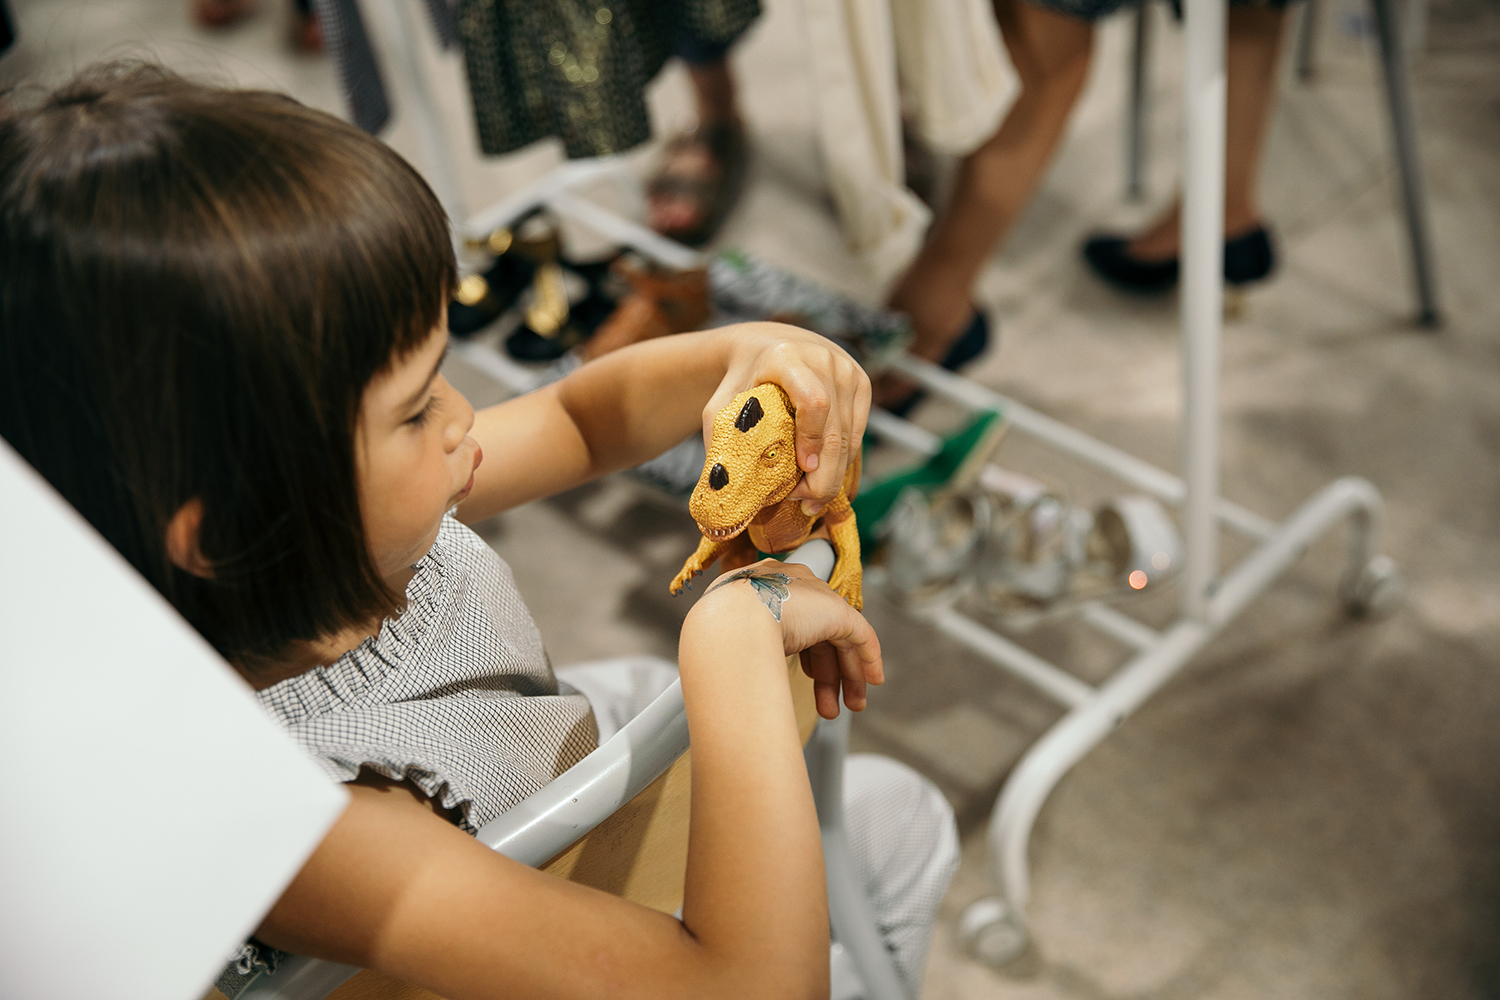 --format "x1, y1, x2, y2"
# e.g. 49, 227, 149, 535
1126, 2, 1152, 201
1369, 0, 1442, 327
969, 476, 1396, 967
1295, 0, 1320, 81
1179, 0, 1227, 621
807, 714, 910, 1000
